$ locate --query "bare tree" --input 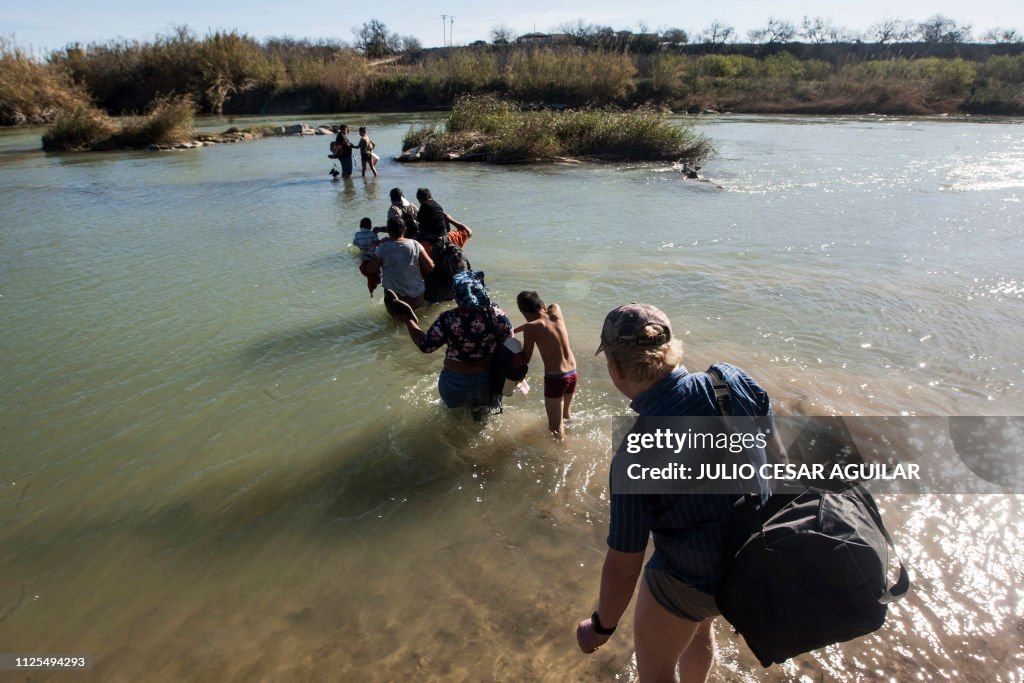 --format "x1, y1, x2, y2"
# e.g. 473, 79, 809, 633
800, 16, 853, 43
399, 35, 422, 53
917, 15, 972, 43
557, 18, 595, 42
699, 20, 735, 45
748, 17, 797, 44
353, 19, 394, 58
490, 24, 515, 44
980, 27, 1022, 44
867, 17, 915, 43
